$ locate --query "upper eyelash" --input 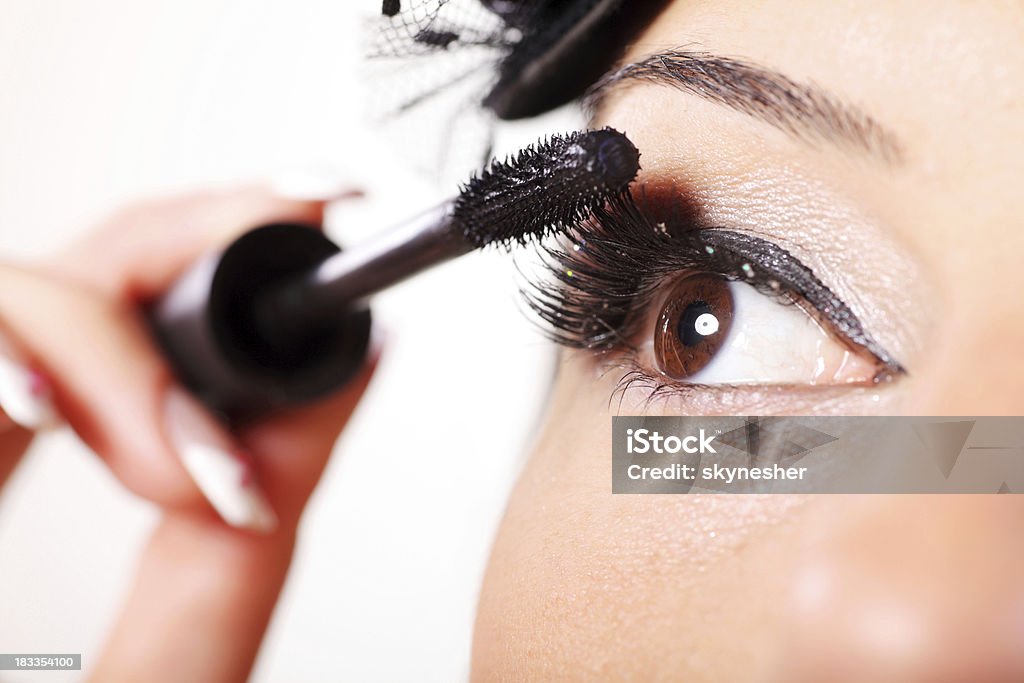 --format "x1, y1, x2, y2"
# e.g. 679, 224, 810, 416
522, 192, 687, 351
521, 188, 904, 377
